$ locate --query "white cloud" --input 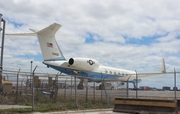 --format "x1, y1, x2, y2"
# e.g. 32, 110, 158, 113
1, 0, 180, 88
